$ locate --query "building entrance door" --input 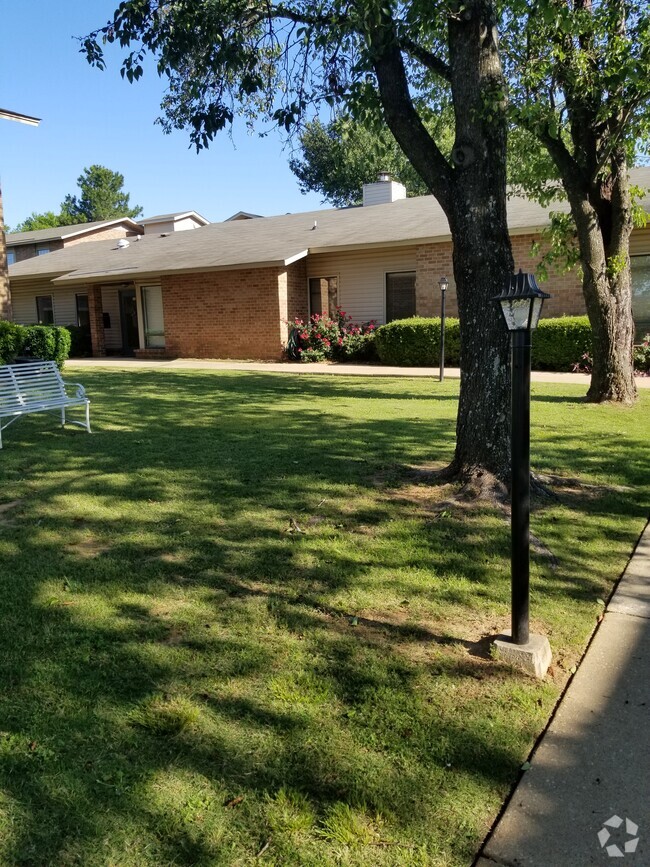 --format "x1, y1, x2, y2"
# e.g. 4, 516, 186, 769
119, 288, 139, 355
